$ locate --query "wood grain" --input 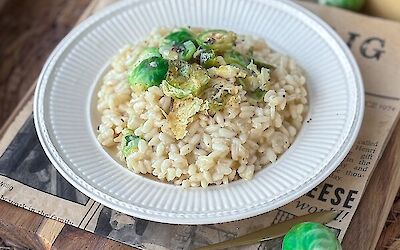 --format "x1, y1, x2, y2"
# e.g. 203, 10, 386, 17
0, 0, 136, 249
53, 226, 133, 250
342, 118, 400, 249
0, 201, 46, 249
0, 0, 91, 129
